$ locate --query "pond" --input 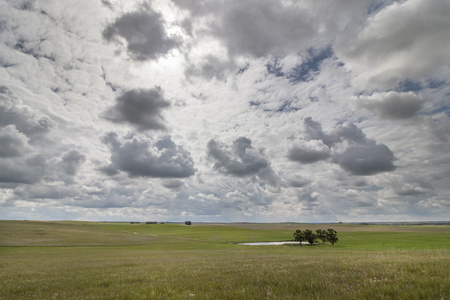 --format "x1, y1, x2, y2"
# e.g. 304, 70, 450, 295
238, 241, 305, 246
